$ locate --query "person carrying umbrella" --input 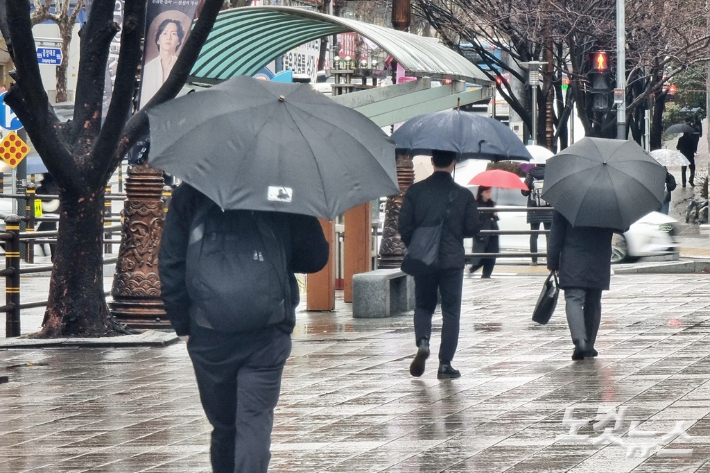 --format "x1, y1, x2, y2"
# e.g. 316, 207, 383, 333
469, 186, 499, 278
676, 118, 699, 187
399, 150, 481, 379
542, 138, 666, 361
